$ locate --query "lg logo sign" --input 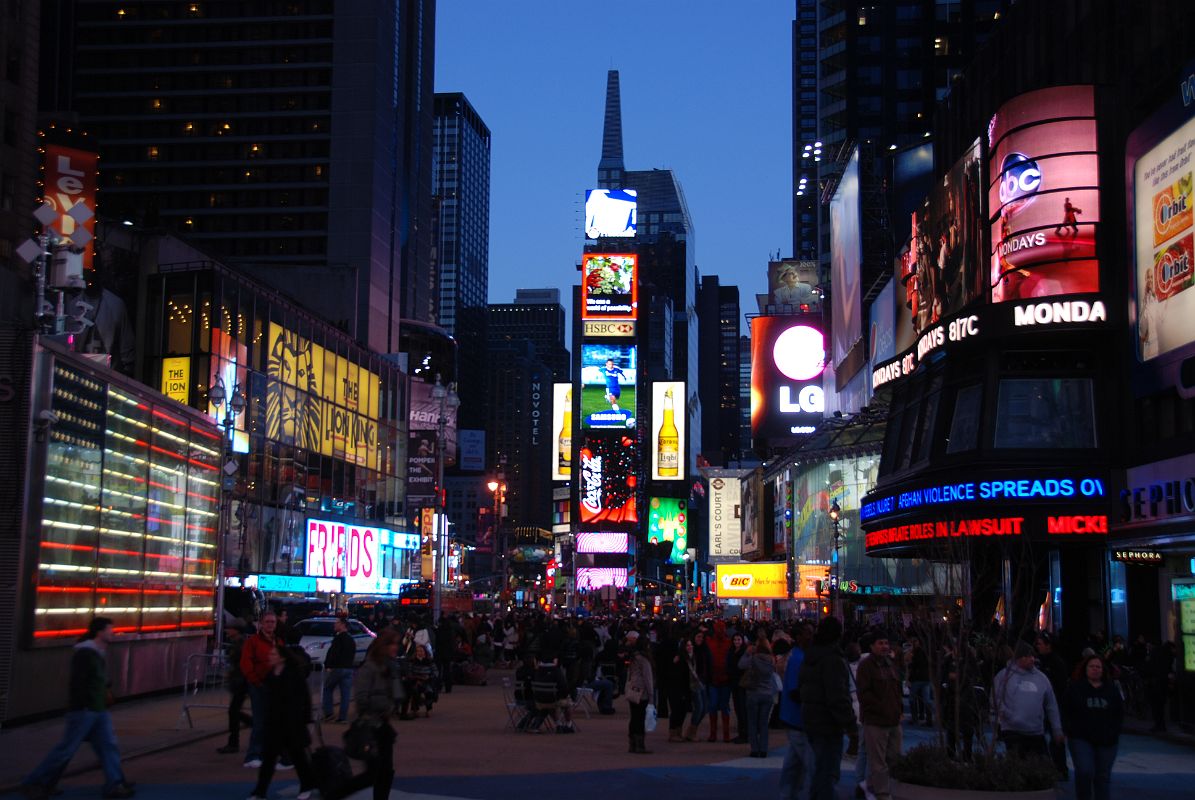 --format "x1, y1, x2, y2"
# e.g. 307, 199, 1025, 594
773, 324, 826, 416
998, 152, 1042, 205
779, 385, 824, 413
